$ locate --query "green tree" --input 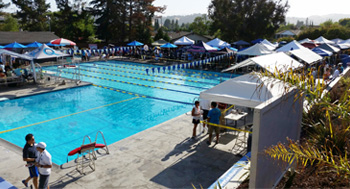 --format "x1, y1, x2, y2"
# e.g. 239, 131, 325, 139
0, 14, 19, 31
12, 0, 50, 31
208, 0, 289, 42
154, 19, 160, 30
188, 15, 211, 35
339, 18, 350, 28
54, 0, 95, 42
163, 18, 171, 30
